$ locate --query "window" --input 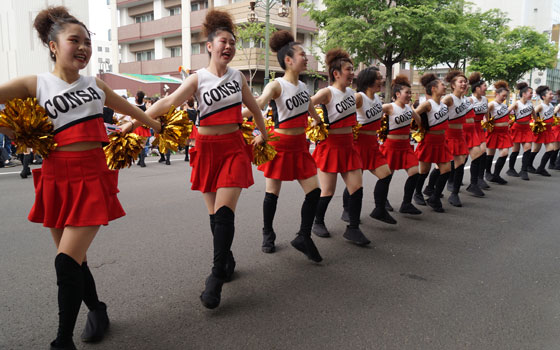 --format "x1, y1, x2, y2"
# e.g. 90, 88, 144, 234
105, 58, 111, 63
97, 46, 102, 52
169, 6, 181, 16
171, 46, 182, 57
108, 64, 112, 72
135, 12, 154, 23
136, 50, 155, 61
105, 47, 110, 52
98, 58, 103, 63
191, 3, 199, 11
191, 43, 200, 55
